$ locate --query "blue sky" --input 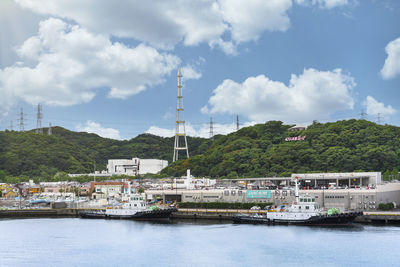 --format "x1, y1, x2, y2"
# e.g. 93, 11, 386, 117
0, 0, 399, 140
